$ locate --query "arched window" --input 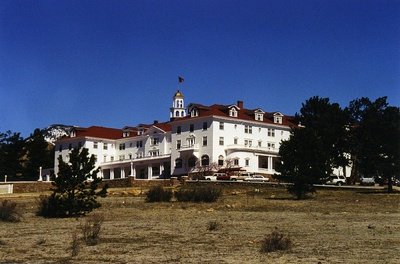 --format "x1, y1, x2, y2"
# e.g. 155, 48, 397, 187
181, 110, 185, 116
201, 155, 209, 166
175, 111, 180, 117
188, 156, 197, 168
218, 155, 224, 166
175, 158, 182, 168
